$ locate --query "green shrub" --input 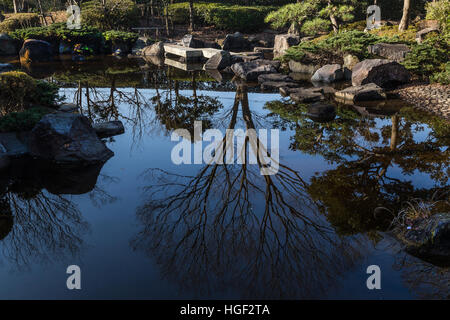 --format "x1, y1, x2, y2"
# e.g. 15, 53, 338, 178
430, 62, 450, 85
0, 13, 40, 32
283, 30, 400, 63
0, 71, 60, 113
0, 106, 52, 133
168, 2, 276, 32
426, 0, 450, 34
82, 0, 140, 31
103, 30, 139, 47
402, 35, 449, 79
